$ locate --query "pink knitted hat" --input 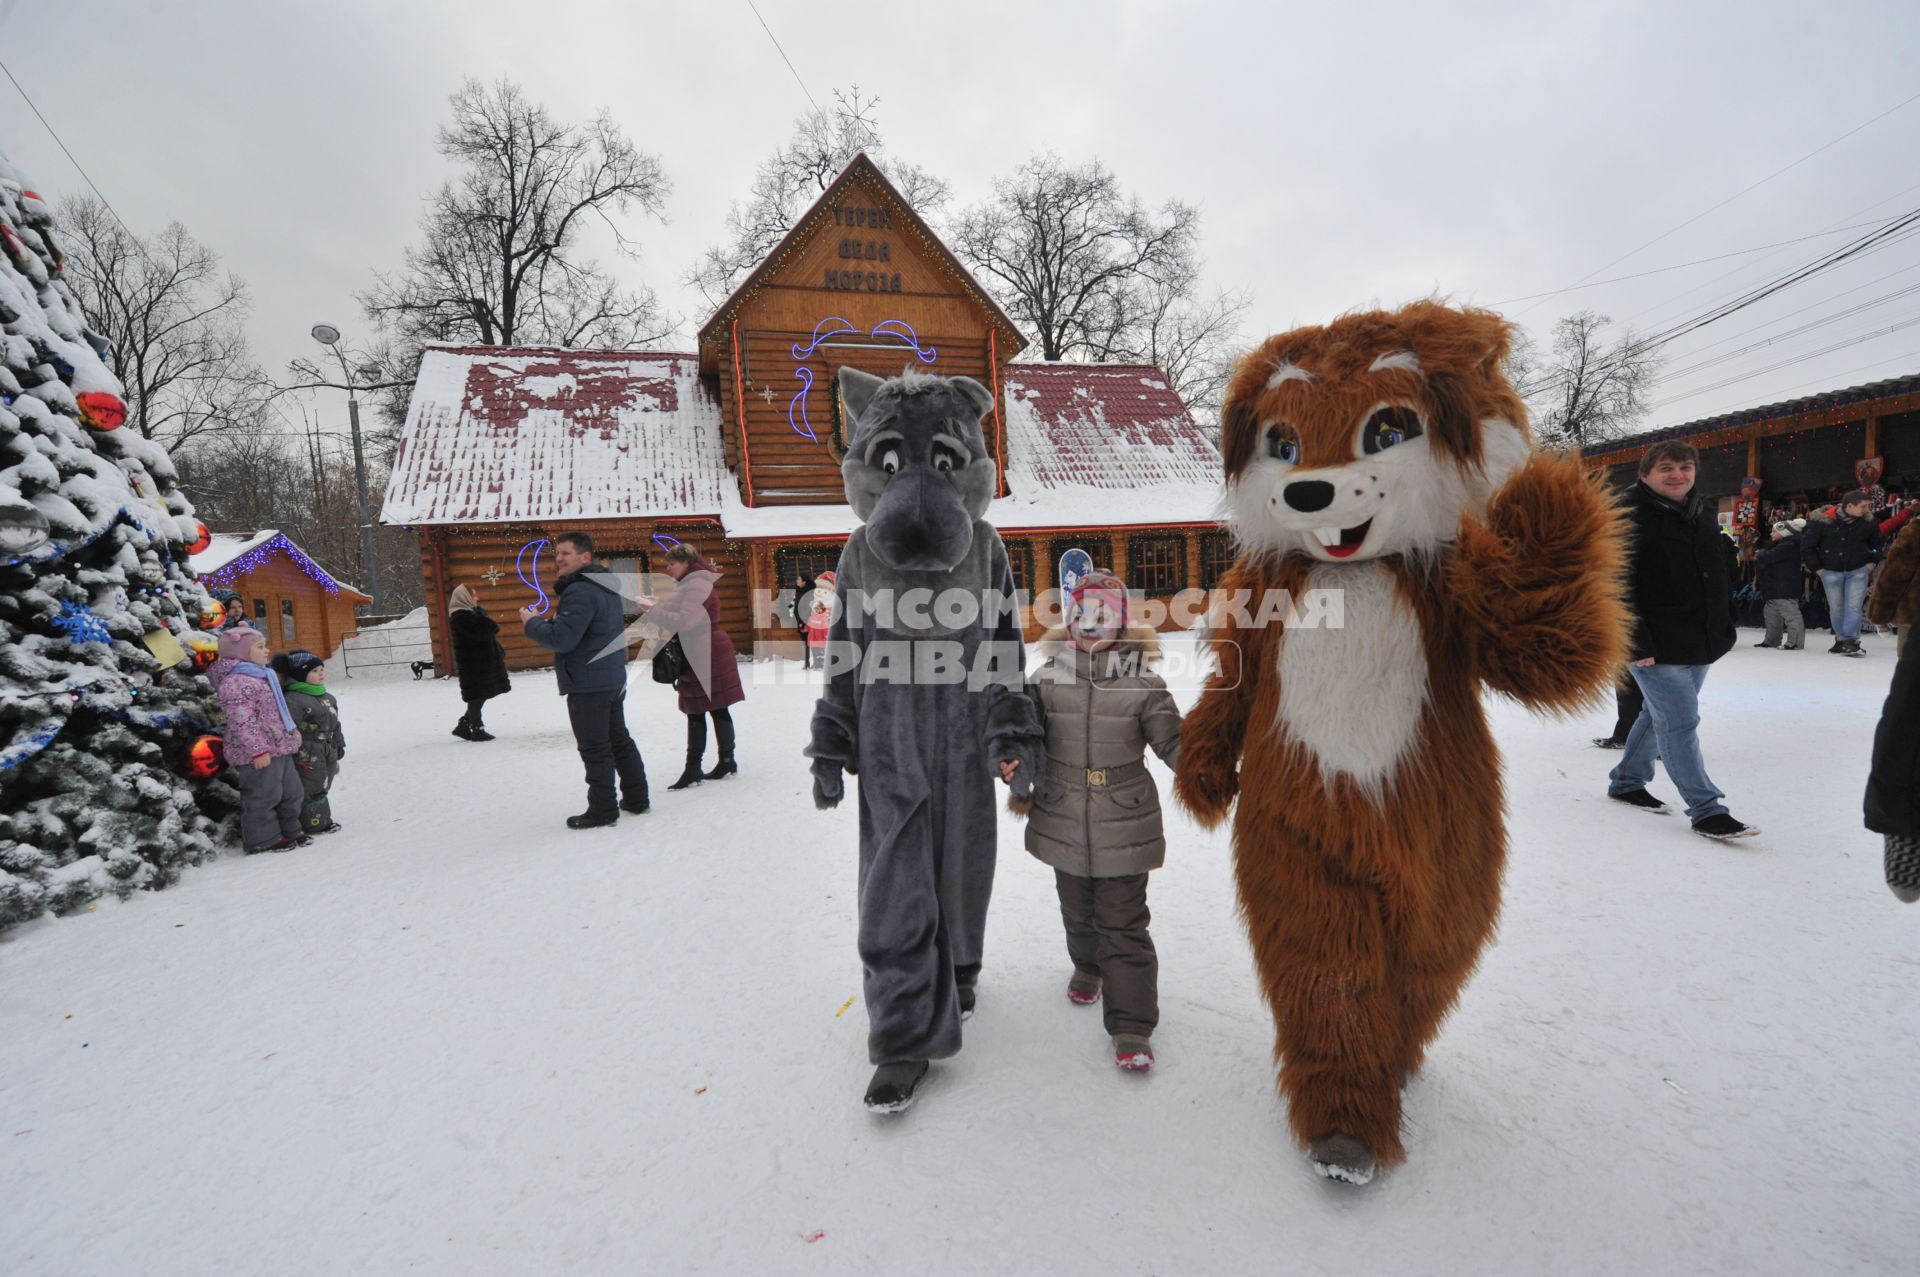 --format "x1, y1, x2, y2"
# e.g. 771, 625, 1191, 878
218, 625, 264, 662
